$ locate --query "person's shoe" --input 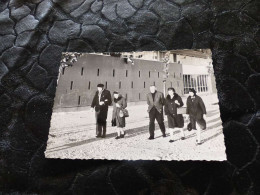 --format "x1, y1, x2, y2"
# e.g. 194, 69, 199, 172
96, 135, 102, 138
162, 134, 167, 138
115, 136, 121, 139
196, 141, 201, 145
101, 135, 106, 138
148, 137, 154, 140
120, 132, 125, 138
169, 140, 174, 143
181, 137, 185, 140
